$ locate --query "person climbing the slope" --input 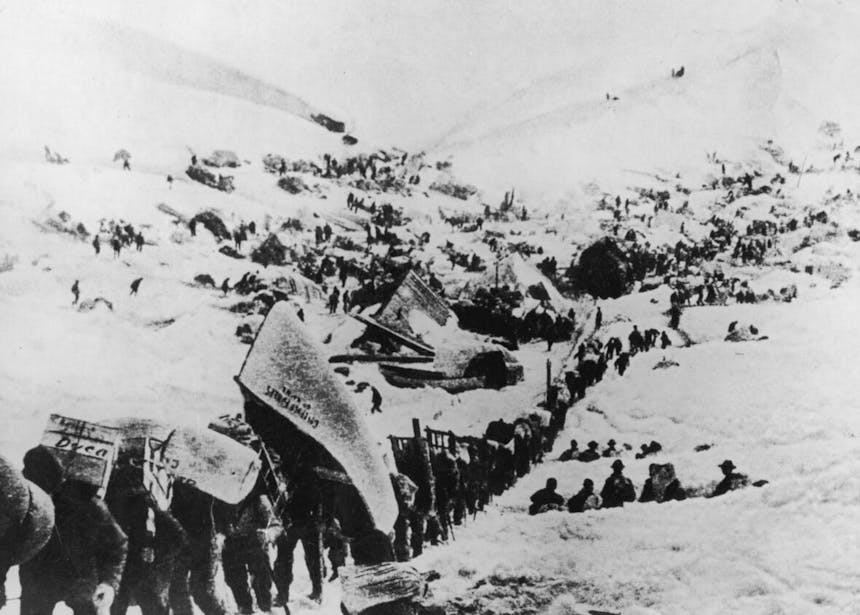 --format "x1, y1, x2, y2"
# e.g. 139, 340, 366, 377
615, 352, 630, 376
370, 386, 382, 414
